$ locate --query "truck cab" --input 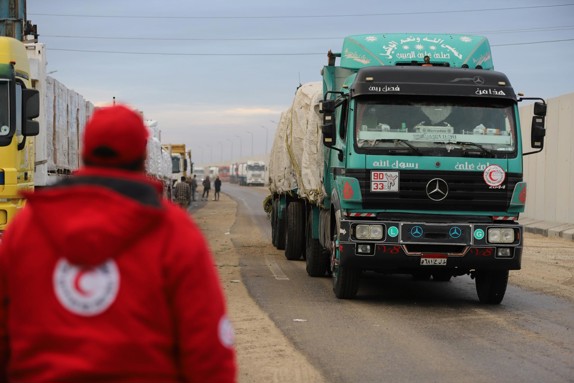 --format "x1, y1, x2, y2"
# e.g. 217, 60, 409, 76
318, 34, 547, 302
0, 36, 39, 234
